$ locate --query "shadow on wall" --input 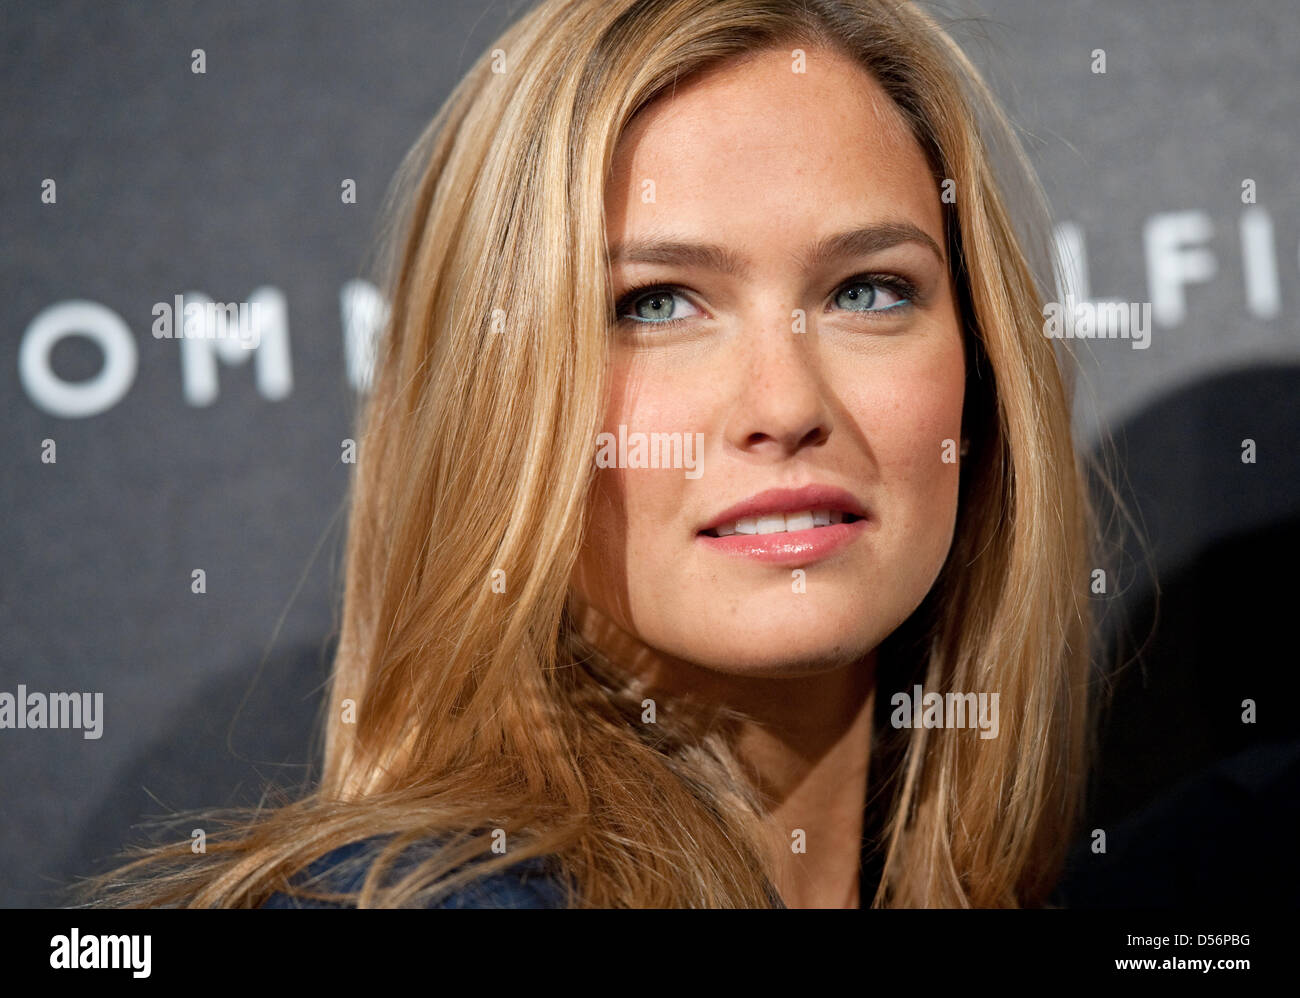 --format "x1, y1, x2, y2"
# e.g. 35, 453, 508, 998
1054, 362, 1300, 906
56, 365, 1300, 908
